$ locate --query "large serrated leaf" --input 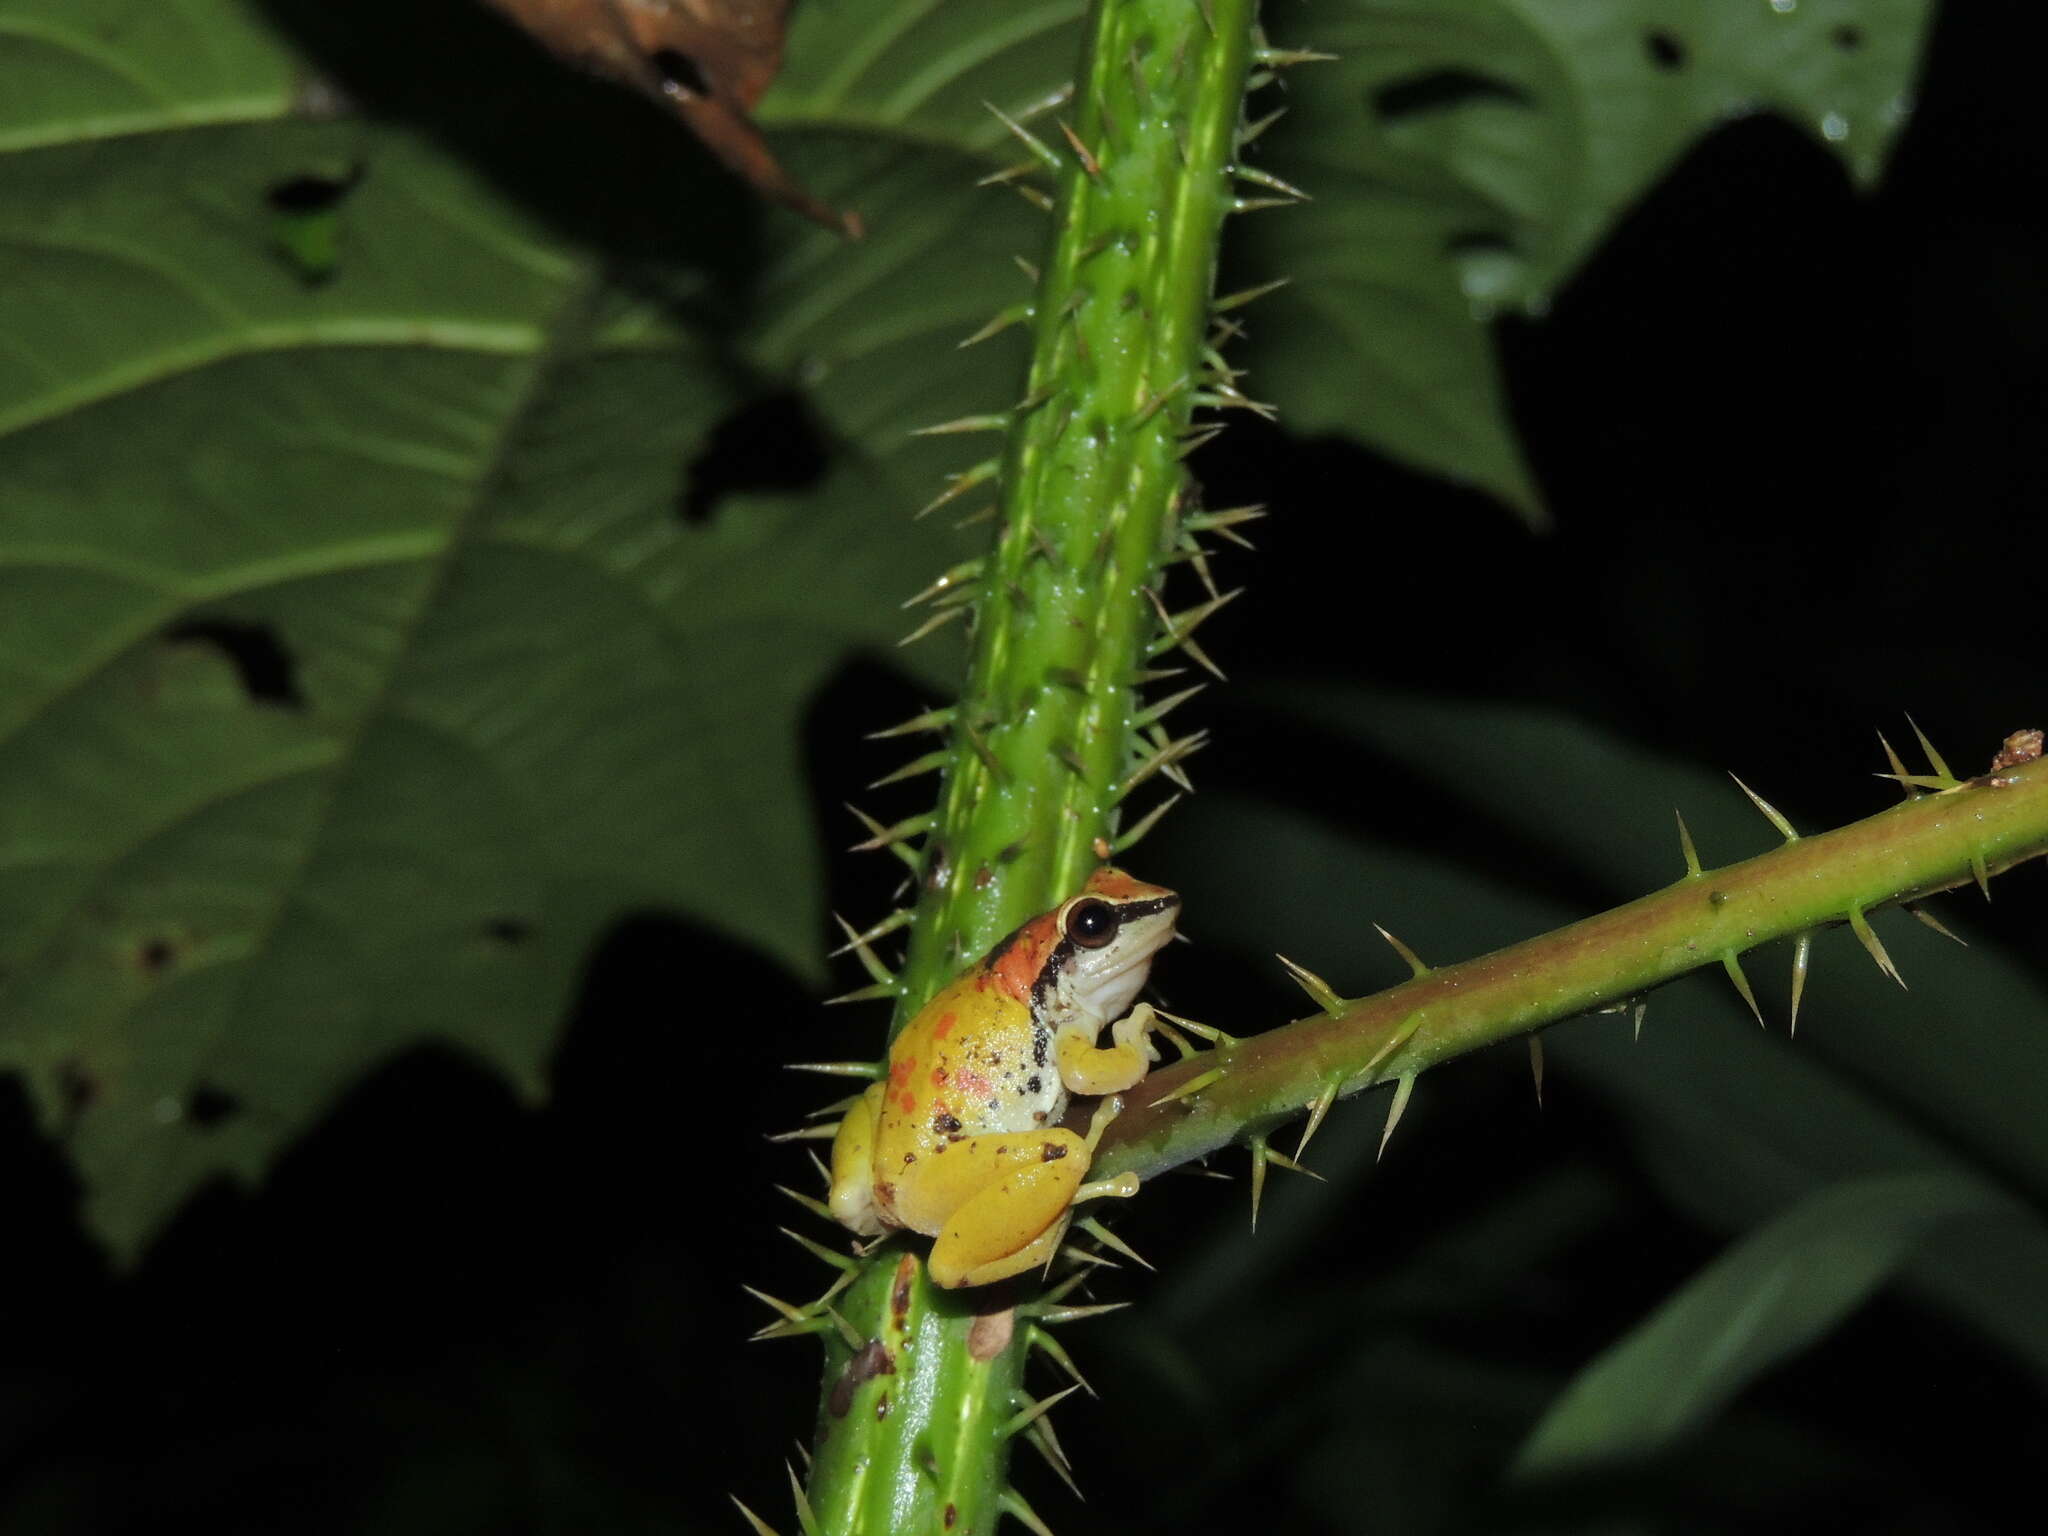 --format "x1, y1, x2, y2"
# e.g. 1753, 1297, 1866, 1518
0, 0, 1039, 1255
1244, 0, 1933, 519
